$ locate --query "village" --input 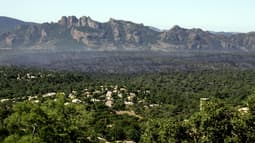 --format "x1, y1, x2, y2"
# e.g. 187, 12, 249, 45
0, 72, 160, 120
